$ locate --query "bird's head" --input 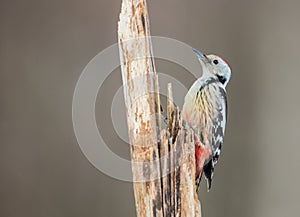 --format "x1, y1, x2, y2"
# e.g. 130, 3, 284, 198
192, 48, 231, 87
